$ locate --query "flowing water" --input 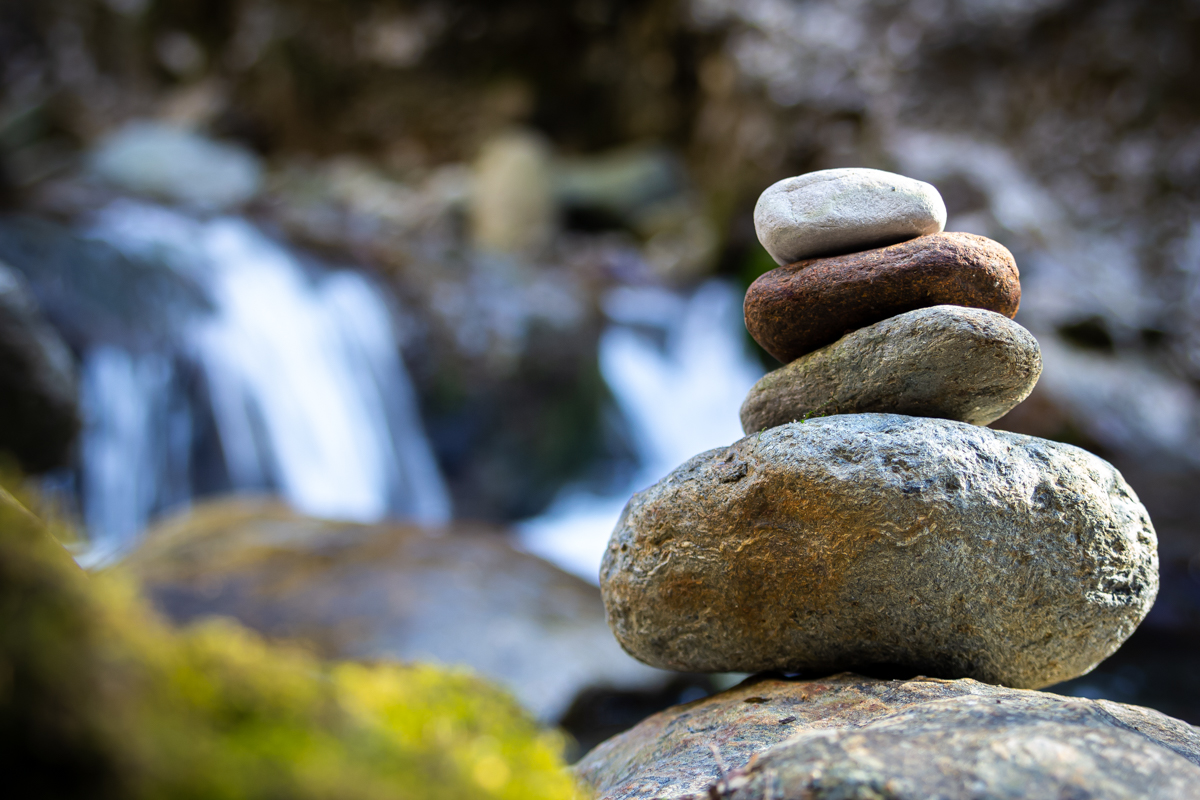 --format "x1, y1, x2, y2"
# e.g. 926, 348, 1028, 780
519, 280, 764, 582
69, 200, 759, 575
77, 201, 449, 562
78, 347, 191, 562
